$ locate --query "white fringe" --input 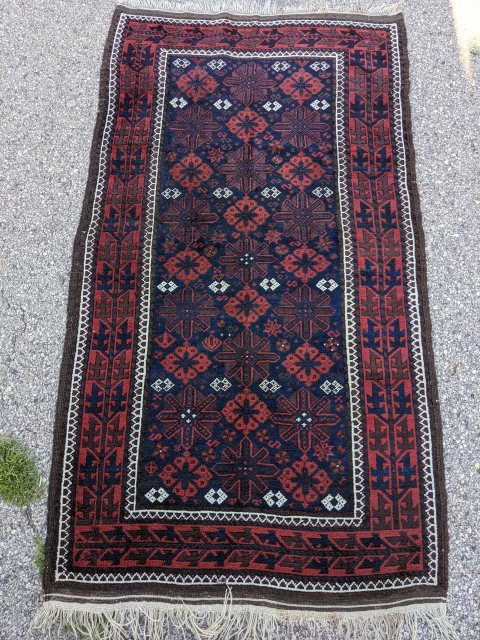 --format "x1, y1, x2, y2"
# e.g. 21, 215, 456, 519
31, 595, 460, 640
116, 0, 403, 17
